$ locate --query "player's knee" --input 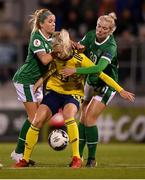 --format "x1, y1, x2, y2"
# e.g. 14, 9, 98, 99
32, 118, 44, 128
33, 111, 50, 128
84, 116, 97, 127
